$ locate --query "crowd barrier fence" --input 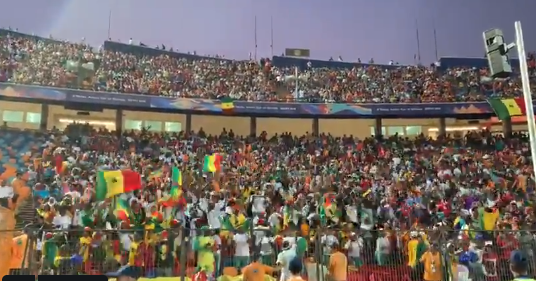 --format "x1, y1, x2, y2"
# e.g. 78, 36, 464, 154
4, 227, 536, 281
